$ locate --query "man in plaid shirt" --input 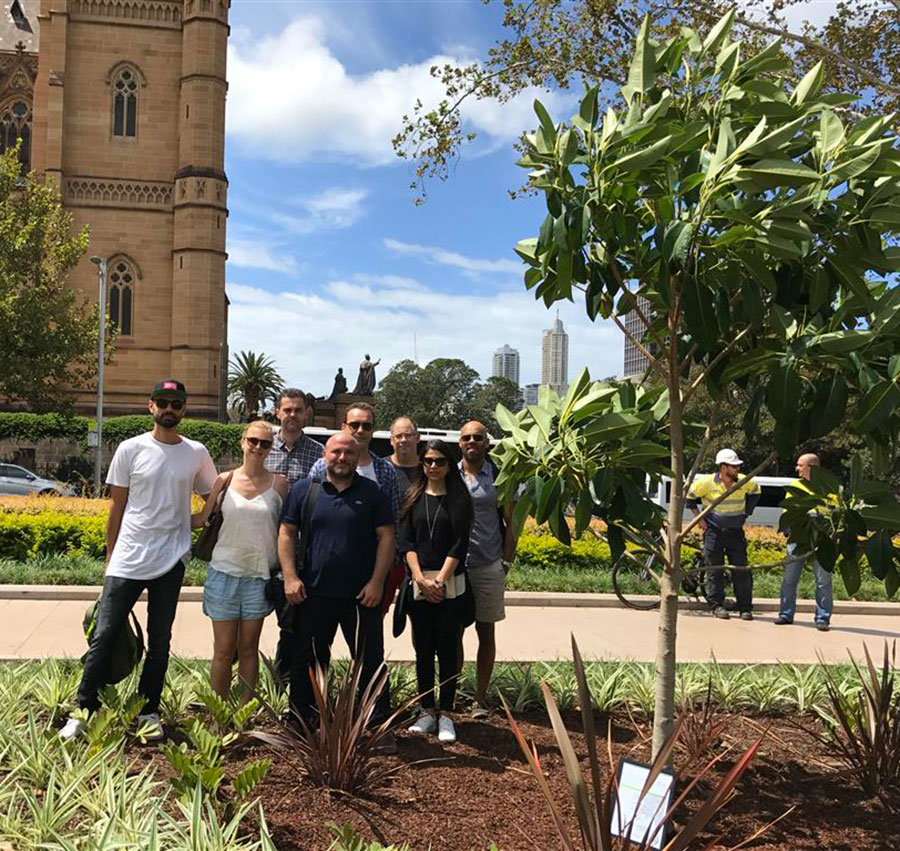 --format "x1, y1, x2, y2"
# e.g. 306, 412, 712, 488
265, 388, 323, 682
